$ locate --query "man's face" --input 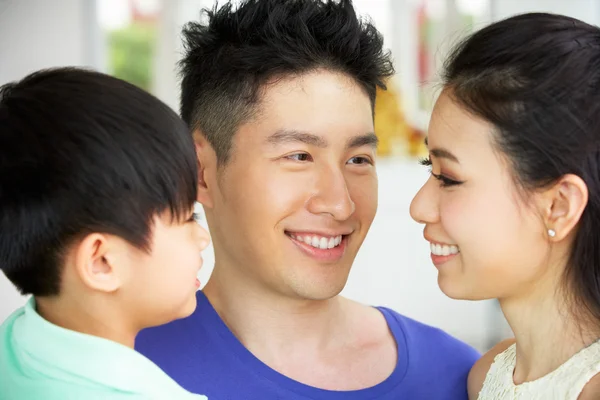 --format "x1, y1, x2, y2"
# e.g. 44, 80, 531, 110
200, 70, 378, 300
